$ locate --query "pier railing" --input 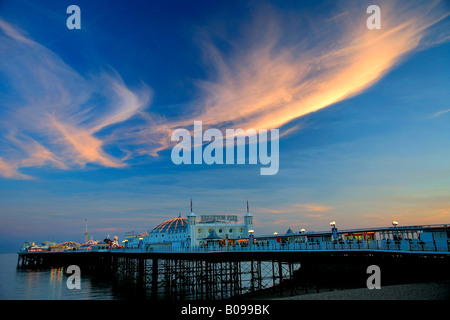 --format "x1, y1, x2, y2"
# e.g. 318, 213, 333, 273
114, 238, 450, 254
18, 239, 450, 255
